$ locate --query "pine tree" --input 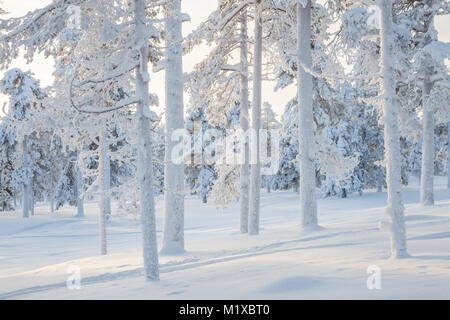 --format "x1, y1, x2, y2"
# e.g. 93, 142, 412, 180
261, 102, 280, 193
2, 0, 164, 279
0, 120, 16, 211
185, 104, 217, 203
185, 0, 255, 233
394, 0, 450, 206
272, 99, 300, 193
0, 68, 45, 218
